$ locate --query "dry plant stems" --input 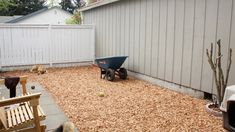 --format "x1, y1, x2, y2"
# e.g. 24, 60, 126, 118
206, 39, 232, 105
